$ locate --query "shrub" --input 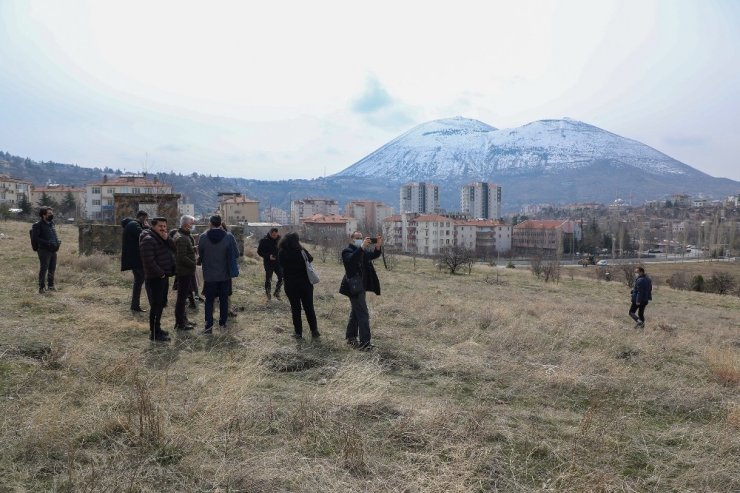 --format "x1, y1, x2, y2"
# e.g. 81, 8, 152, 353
506, 261, 515, 269
706, 272, 736, 295
669, 272, 689, 291
691, 274, 705, 292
